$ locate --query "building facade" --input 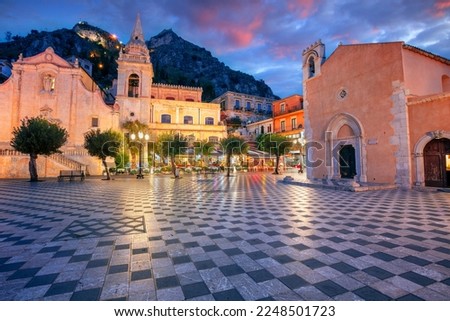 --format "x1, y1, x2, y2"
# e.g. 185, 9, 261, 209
212, 90, 274, 113
0, 15, 226, 178
272, 94, 305, 167
303, 40, 450, 188
113, 14, 225, 144
272, 94, 304, 135
246, 118, 273, 139
212, 91, 274, 128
